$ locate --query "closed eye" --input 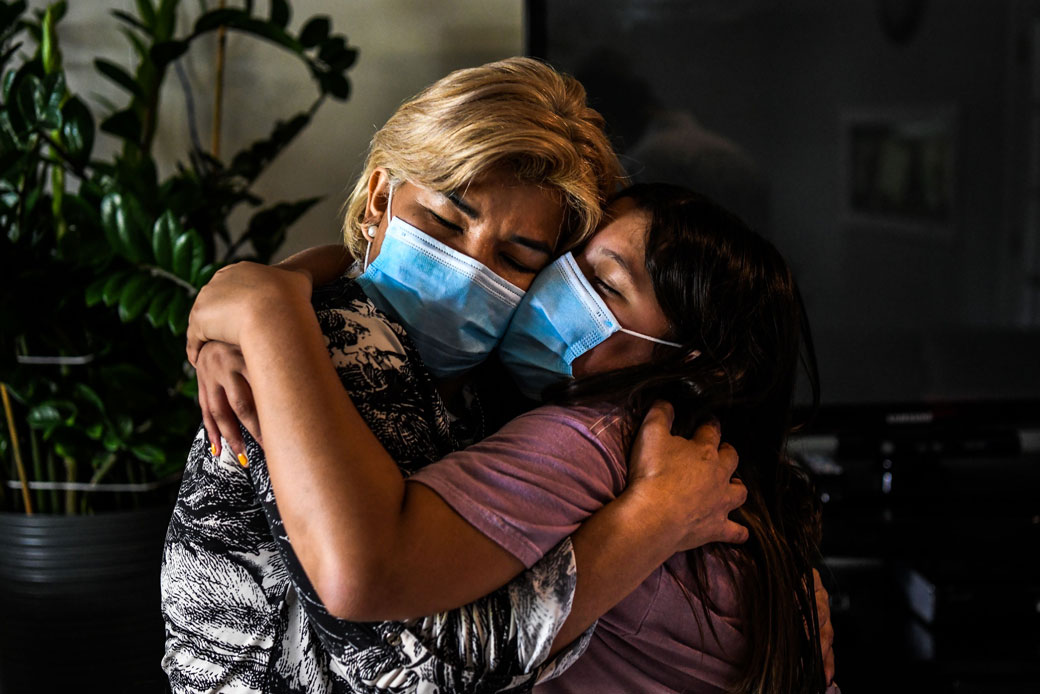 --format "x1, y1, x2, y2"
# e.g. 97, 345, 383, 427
595, 277, 621, 296
500, 254, 538, 274
426, 209, 464, 234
